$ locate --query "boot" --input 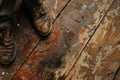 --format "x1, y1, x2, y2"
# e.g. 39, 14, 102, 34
0, 22, 16, 64
23, 0, 52, 36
